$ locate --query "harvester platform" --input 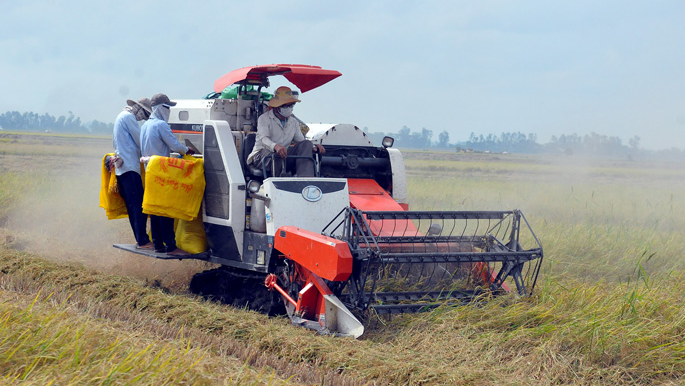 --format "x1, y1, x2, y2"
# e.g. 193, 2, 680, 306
113, 244, 209, 260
